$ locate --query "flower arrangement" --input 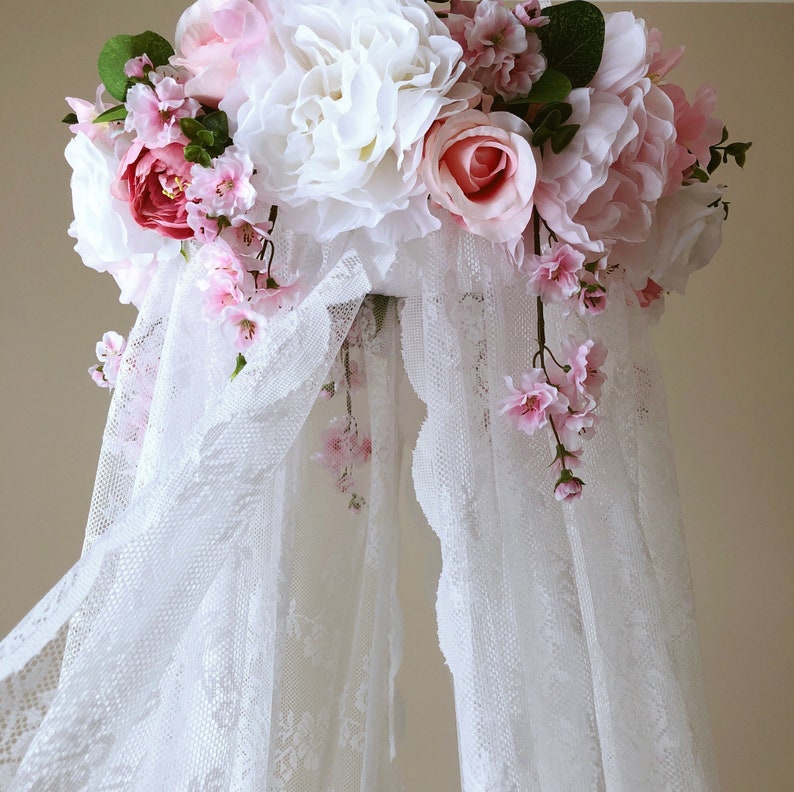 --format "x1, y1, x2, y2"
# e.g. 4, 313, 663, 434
65, 0, 749, 501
